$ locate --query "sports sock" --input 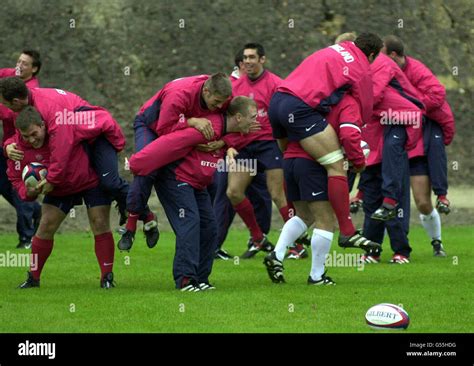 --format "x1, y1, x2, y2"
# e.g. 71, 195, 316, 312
233, 198, 263, 242
94, 232, 115, 279
279, 205, 293, 222
383, 197, 398, 209
125, 213, 139, 232
274, 216, 307, 261
310, 228, 333, 281
328, 175, 355, 236
419, 209, 441, 241
31, 236, 54, 280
